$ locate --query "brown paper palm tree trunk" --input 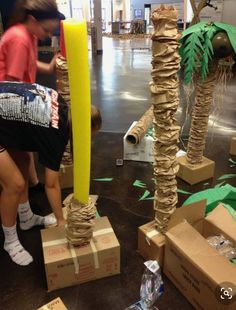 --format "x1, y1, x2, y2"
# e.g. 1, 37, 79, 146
150, 5, 181, 233
186, 67, 217, 164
